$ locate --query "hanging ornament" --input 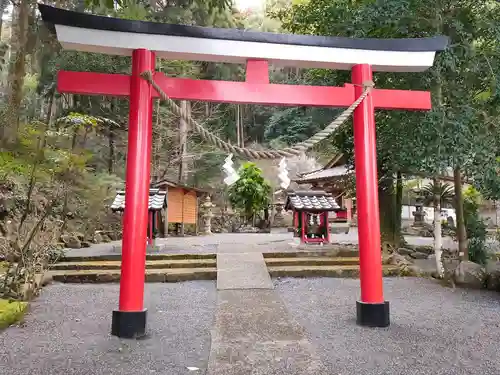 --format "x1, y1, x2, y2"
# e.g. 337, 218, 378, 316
222, 153, 239, 186
278, 157, 290, 190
